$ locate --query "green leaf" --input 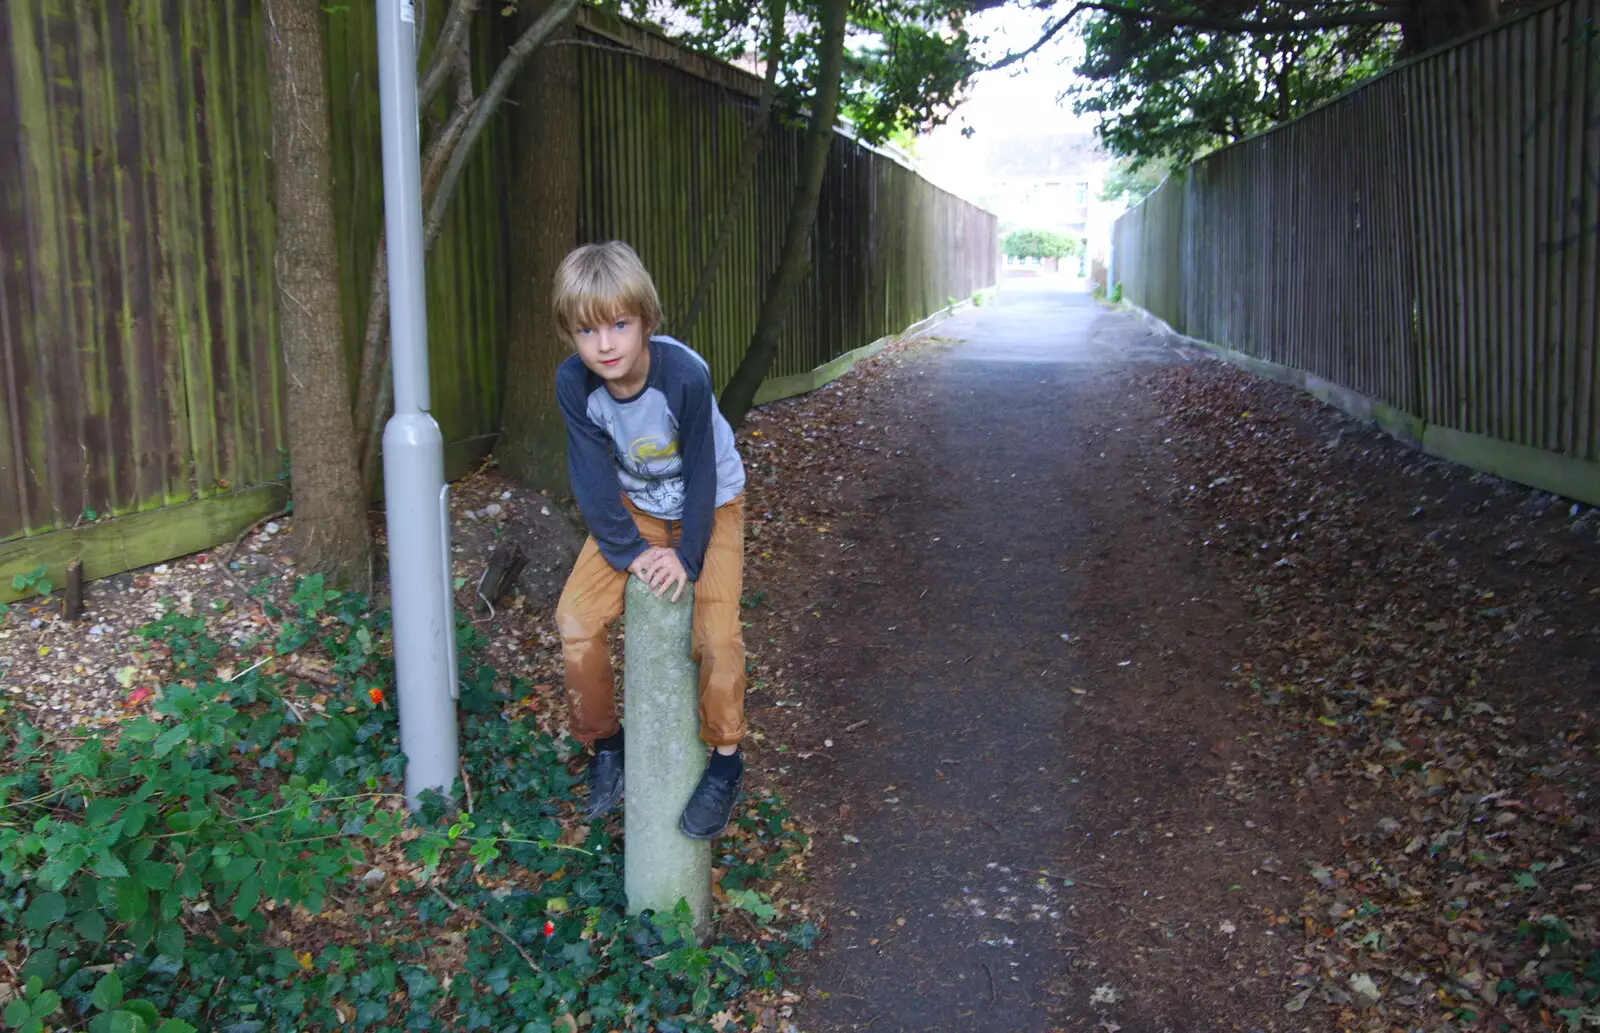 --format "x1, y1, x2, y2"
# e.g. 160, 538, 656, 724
23, 892, 66, 930
151, 724, 192, 758
63, 744, 102, 779
135, 861, 173, 890
127, 911, 157, 949
86, 798, 122, 825
692, 983, 710, 1015
121, 1001, 160, 1027
121, 803, 150, 837
155, 1022, 198, 1033
91, 972, 124, 1012
19, 950, 59, 986
75, 909, 108, 942
233, 872, 260, 921
3, 1000, 30, 1027
177, 861, 202, 897
109, 1010, 144, 1033
114, 882, 149, 923
155, 922, 185, 960
1515, 871, 1538, 890
91, 851, 131, 879
724, 888, 777, 922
